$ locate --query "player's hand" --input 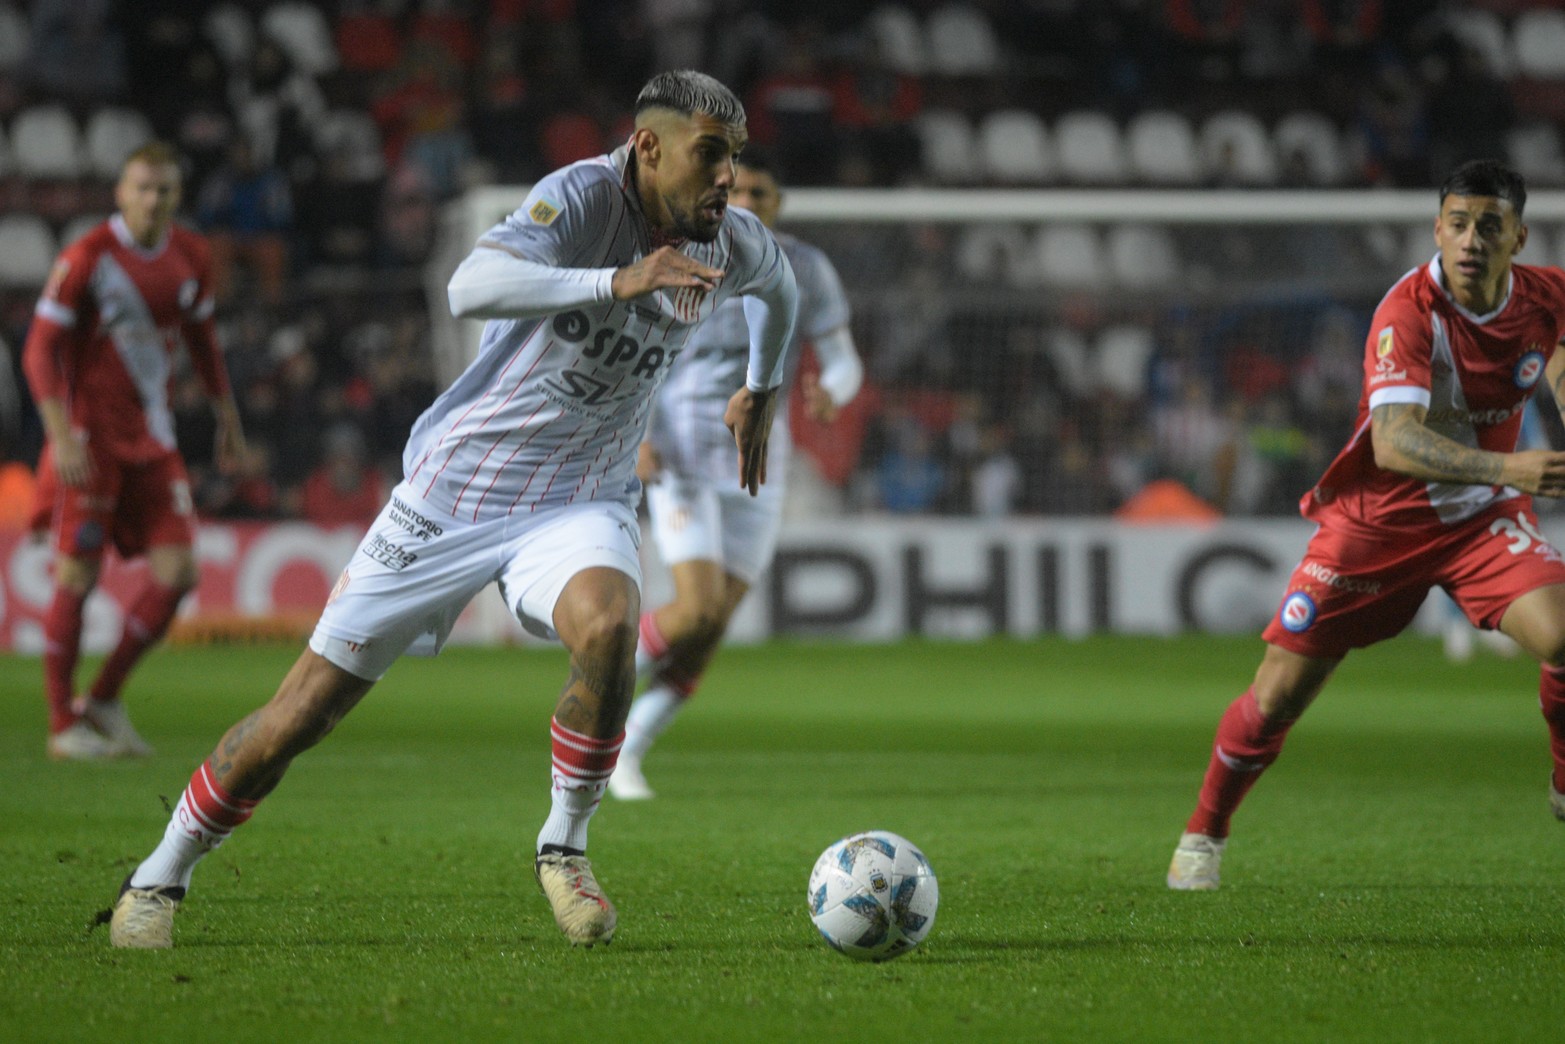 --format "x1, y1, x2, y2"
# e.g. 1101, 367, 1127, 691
724, 385, 779, 496
802, 372, 838, 424
611, 246, 723, 299
53, 433, 91, 488
636, 442, 662, 483
1502, 449, 1565, 497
